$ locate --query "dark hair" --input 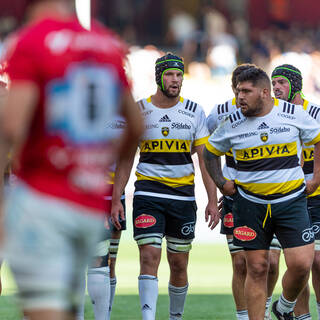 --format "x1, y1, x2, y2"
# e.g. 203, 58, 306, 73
237, 67, 270, 89
231, 63, 256, 89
